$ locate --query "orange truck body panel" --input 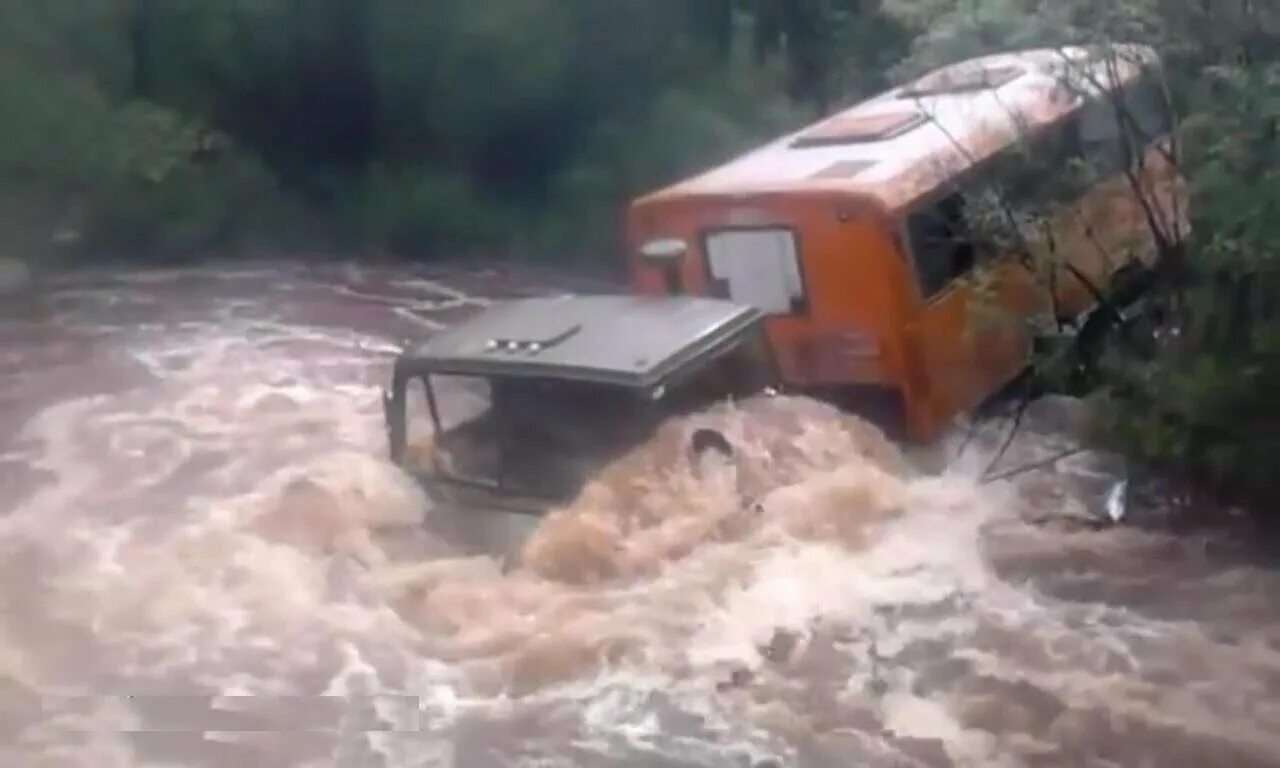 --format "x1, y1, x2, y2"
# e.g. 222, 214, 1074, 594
625, 45, 1184, 442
